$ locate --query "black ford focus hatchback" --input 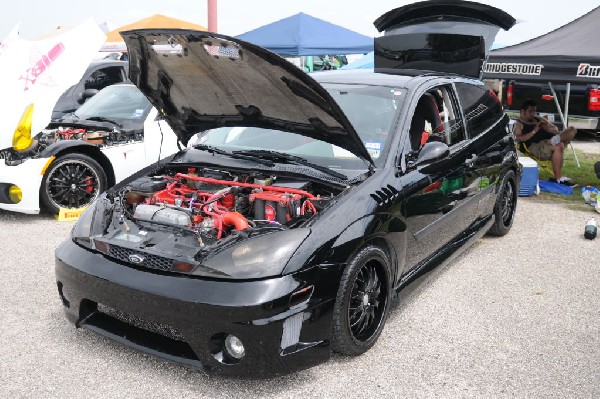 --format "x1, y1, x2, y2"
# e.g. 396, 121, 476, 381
55, 0, 519, 376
